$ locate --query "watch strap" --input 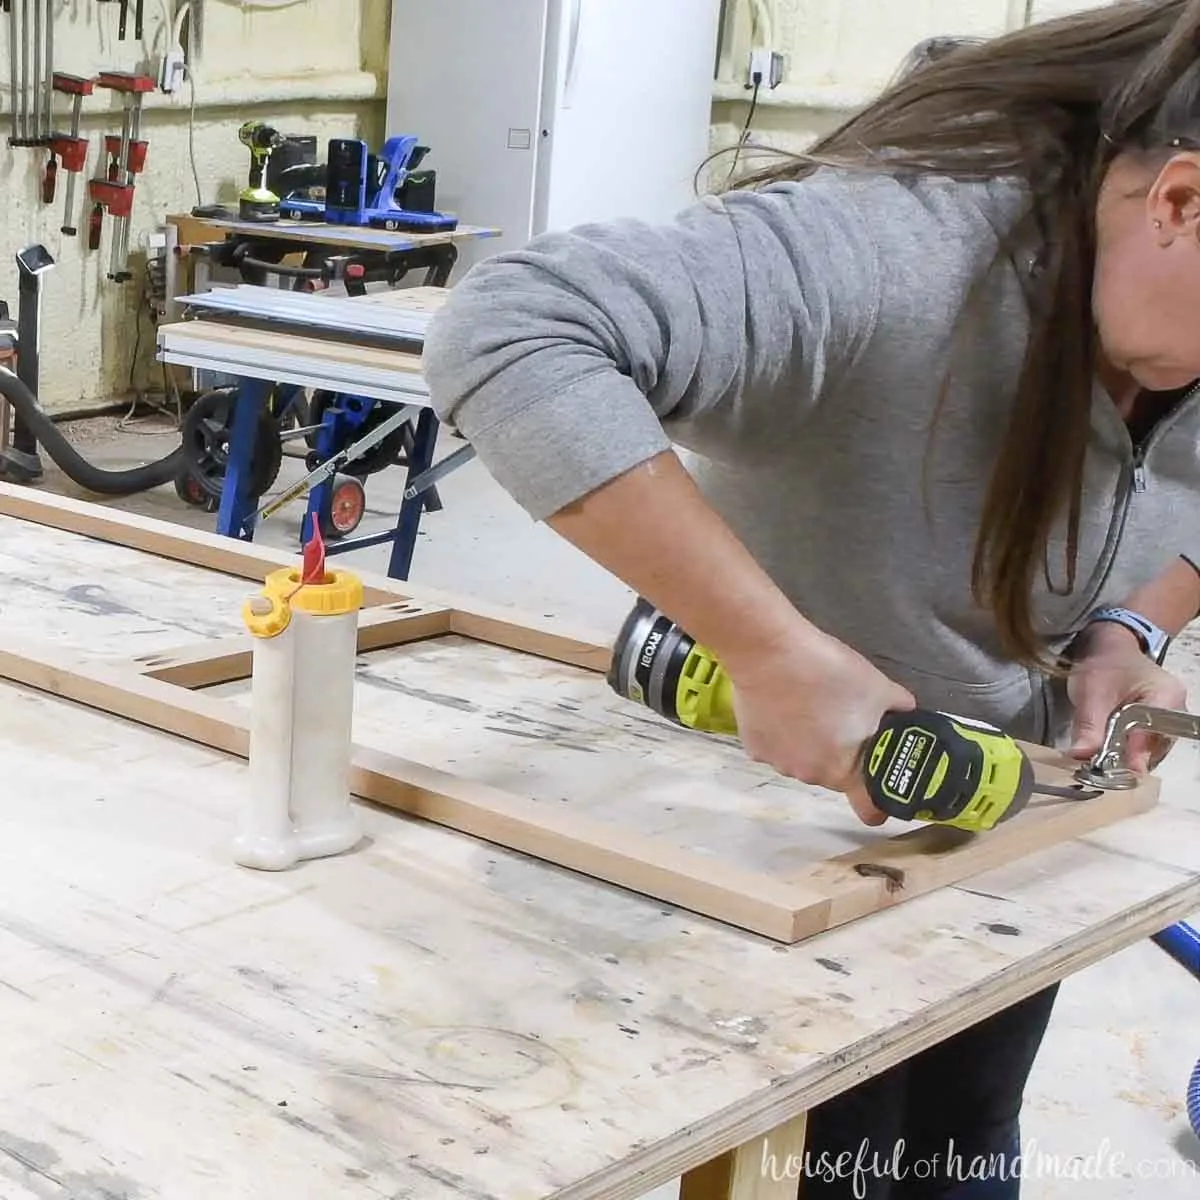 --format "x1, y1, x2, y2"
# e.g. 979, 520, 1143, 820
1085, 606, 1171, 664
